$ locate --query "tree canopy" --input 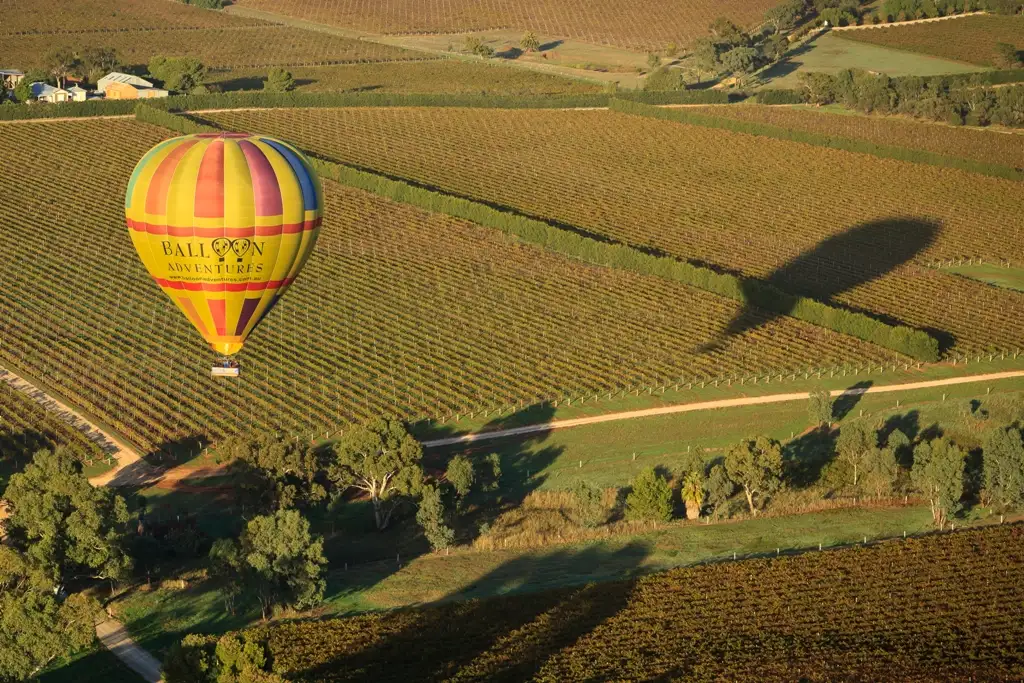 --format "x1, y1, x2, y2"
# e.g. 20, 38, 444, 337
3, 448, 131, 591
148, 56, 207, 92
725, 437, 783, 514
0, 546, 99, 681
625, 467, 673, 523
327, 417, 423, 530
210, 509, 325, 620
911, 437, 965, 528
